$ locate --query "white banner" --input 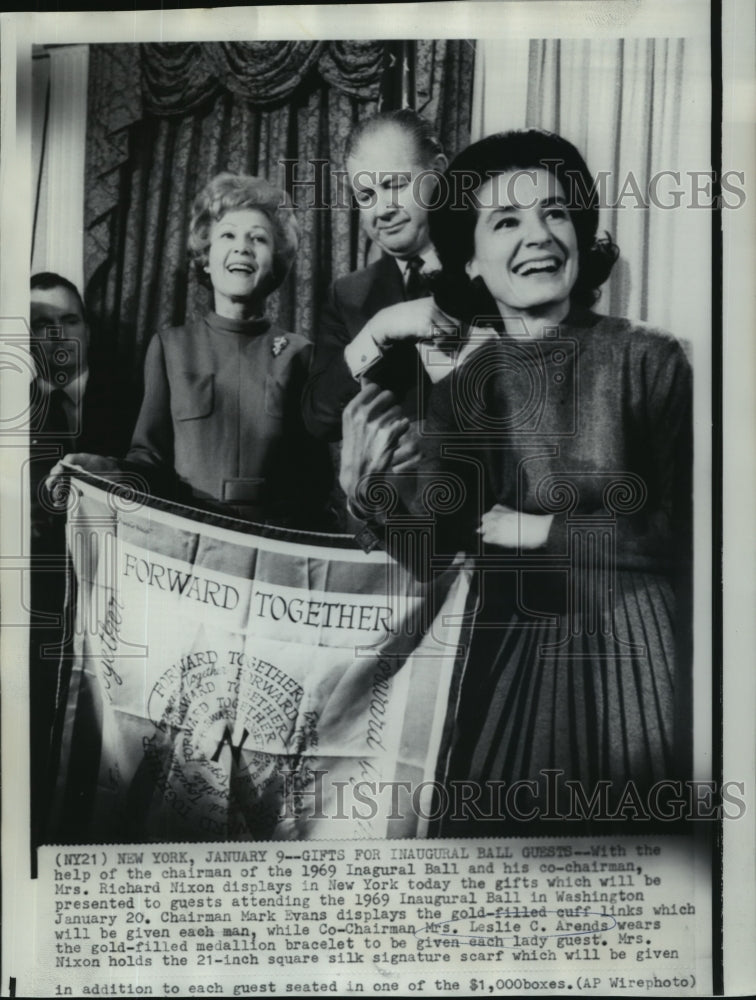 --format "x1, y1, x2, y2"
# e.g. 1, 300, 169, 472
51, 475, 473, 841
